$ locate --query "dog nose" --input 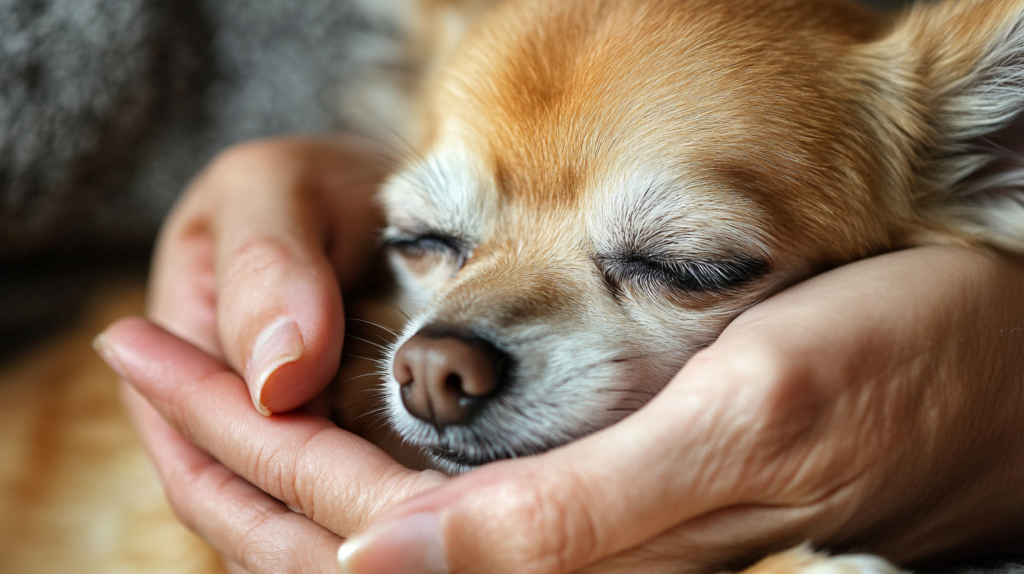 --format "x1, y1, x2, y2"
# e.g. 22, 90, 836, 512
393, 330, 506, 427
